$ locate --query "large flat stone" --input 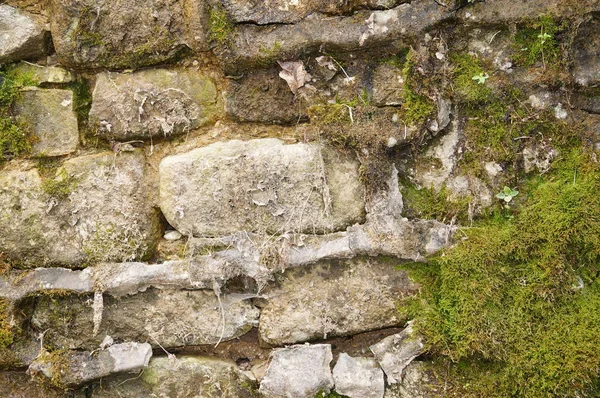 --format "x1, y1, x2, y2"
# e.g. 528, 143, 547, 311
258, 257, 419, 345
13, 88, 79, 157
0, 151, 160, 267
49, 0, 207, 69
259, 344, 334, 398
159, 139, 365, 236
93, 356, 257, 397
9, 62, 74, 84
333, 353, 385, 398
0, 5, 48, 64
32, 289, 259, 350
89, 69, 218, 140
